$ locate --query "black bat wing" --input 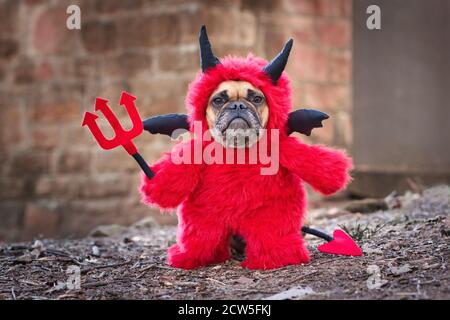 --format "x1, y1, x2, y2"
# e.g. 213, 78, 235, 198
143, 113, 189, 137
143, 109, 328, 137
287, 109, 329, 136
